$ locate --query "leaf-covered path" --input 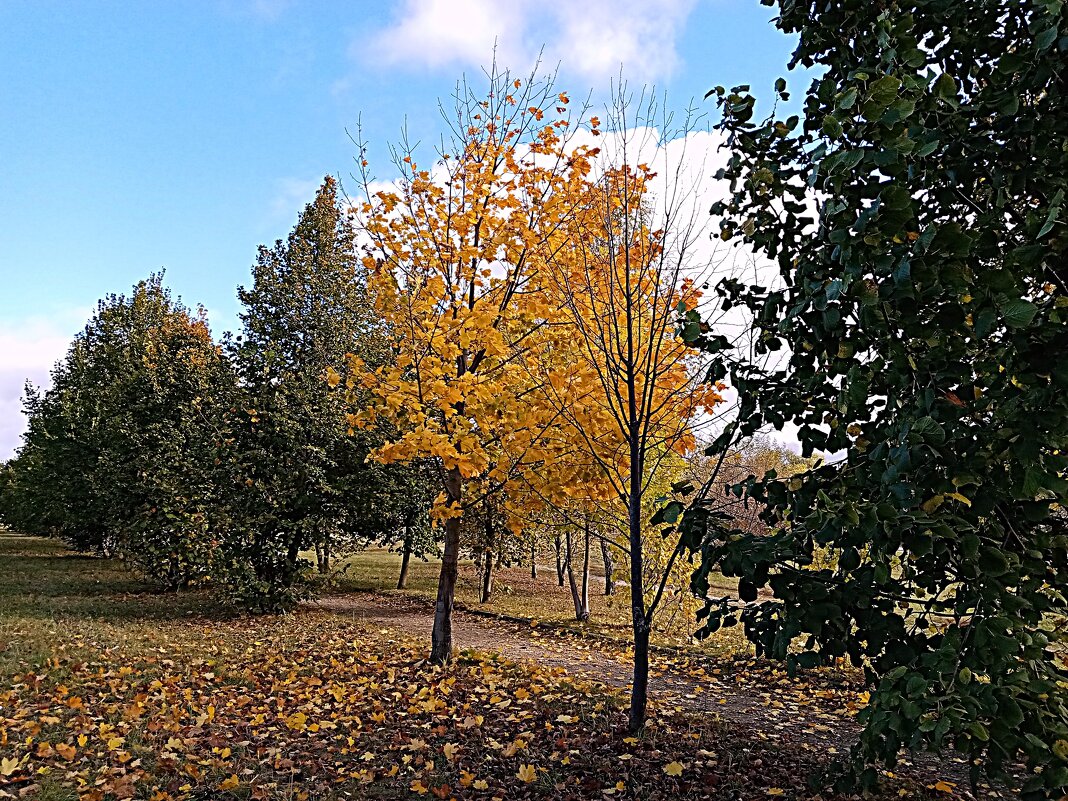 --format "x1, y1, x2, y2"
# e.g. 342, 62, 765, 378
311, 593, 1006, 797
314, 592, 853, 738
